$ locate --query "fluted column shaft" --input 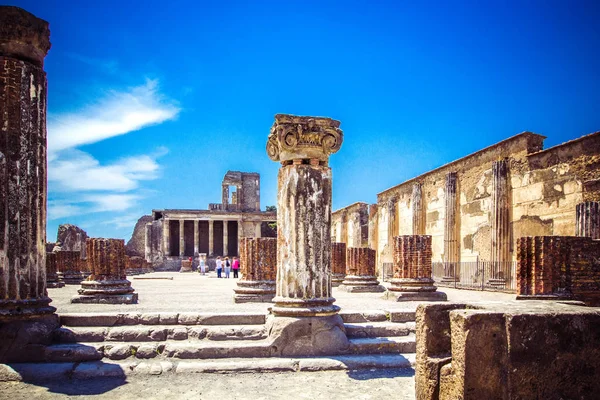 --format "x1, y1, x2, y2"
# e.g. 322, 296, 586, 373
179, 219, 185, 257
576, 201, 600, 239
